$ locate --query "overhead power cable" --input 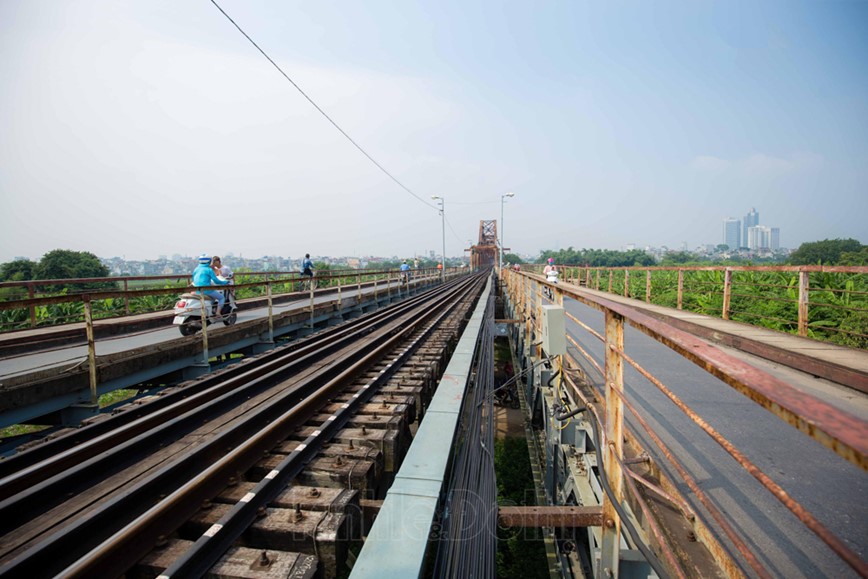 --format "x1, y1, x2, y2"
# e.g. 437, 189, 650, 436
209, 0, 436, 210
